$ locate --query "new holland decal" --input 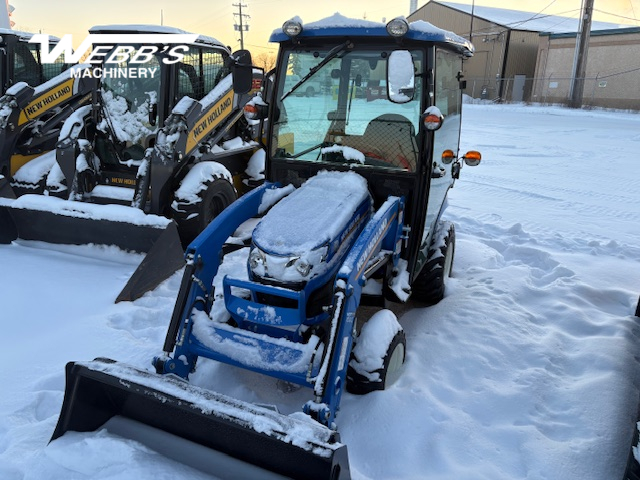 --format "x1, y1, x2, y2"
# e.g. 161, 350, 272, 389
186, 89, 234, 153
18, 78, 76, 125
